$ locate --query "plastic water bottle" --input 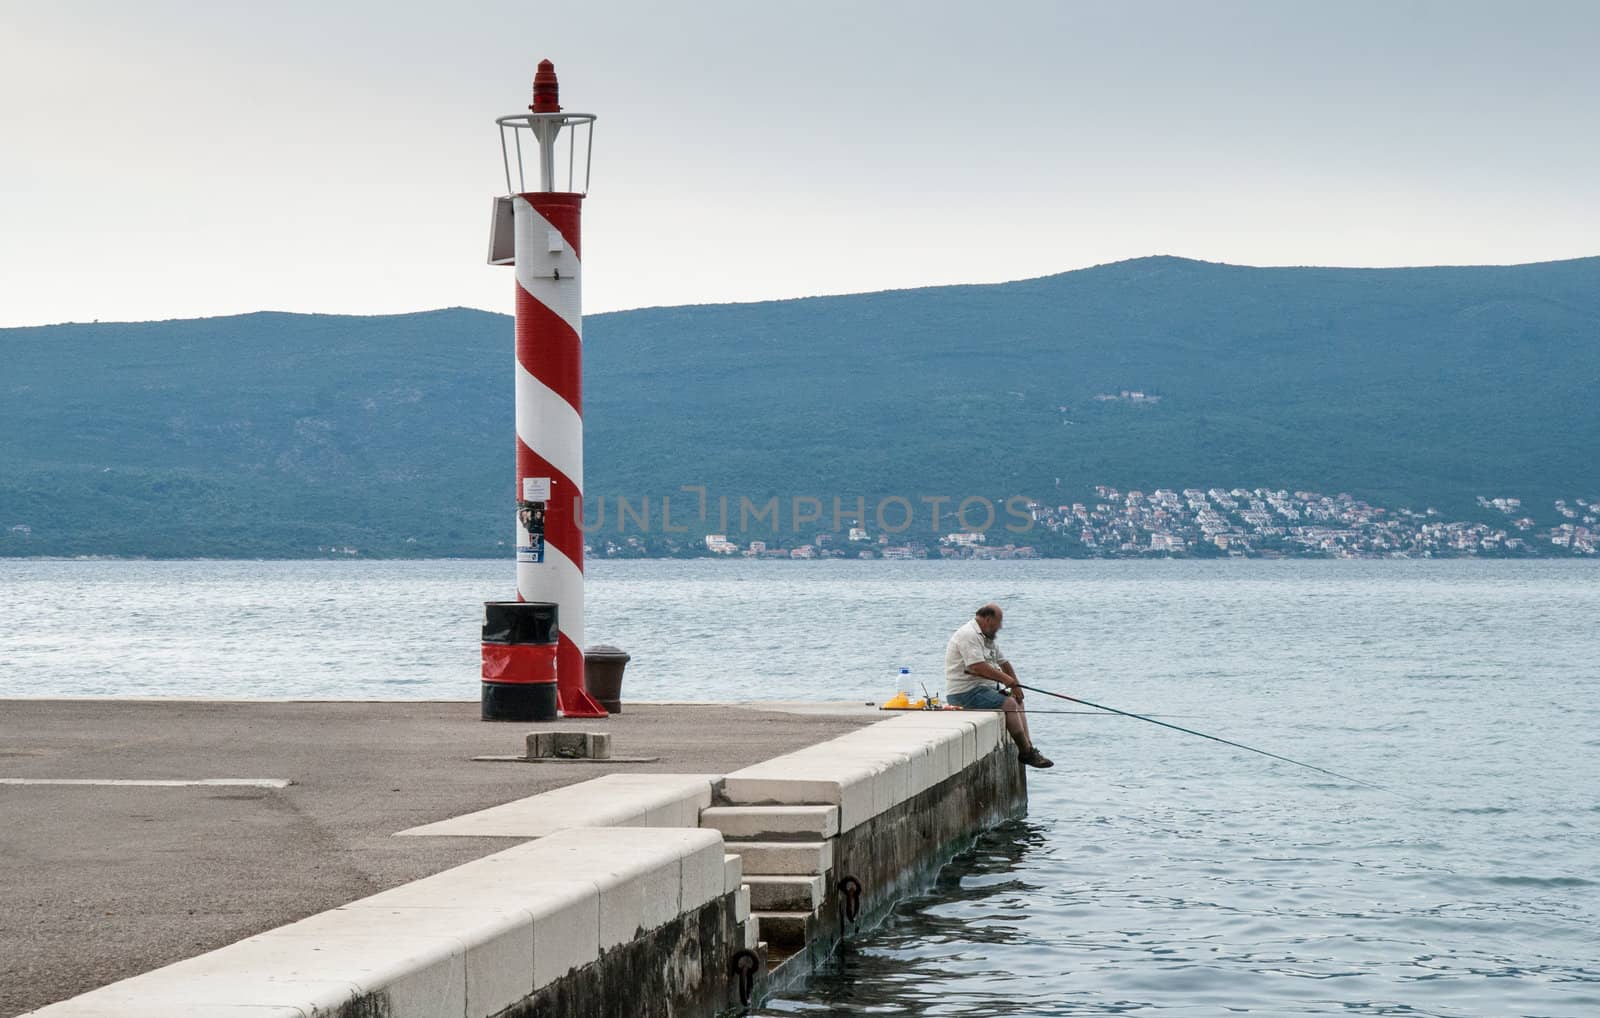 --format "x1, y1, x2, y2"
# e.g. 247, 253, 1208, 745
899, 666, 931, 709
